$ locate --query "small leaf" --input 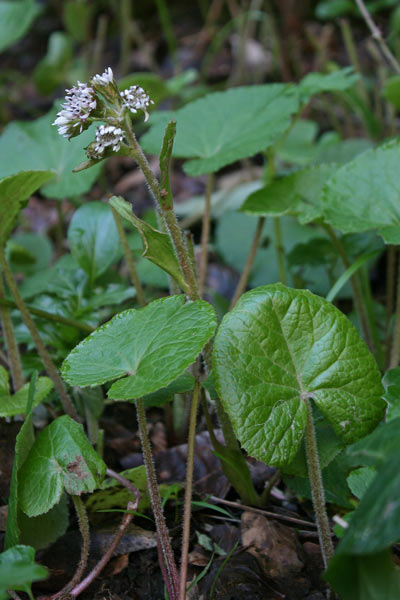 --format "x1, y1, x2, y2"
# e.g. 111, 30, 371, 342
86, 465, 150, 514
19, 415, 106, 517
62, 295, 216, 399
33, 31, 73, 95
141, 84, 299, 175
347, 466, 376, 500
0, 0, 41, 53
213, 284, 385, 467
109, 195, 188, 292
142, 372, 195, 408
298, 67, 359, 102
0, 106, 101, 199
0, 376, 53, 417
68, 202, 121, 283
323, 140, 400, 242
0, 171, 54, 248
0, 545, 48, 600
241, 164, 337, 224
